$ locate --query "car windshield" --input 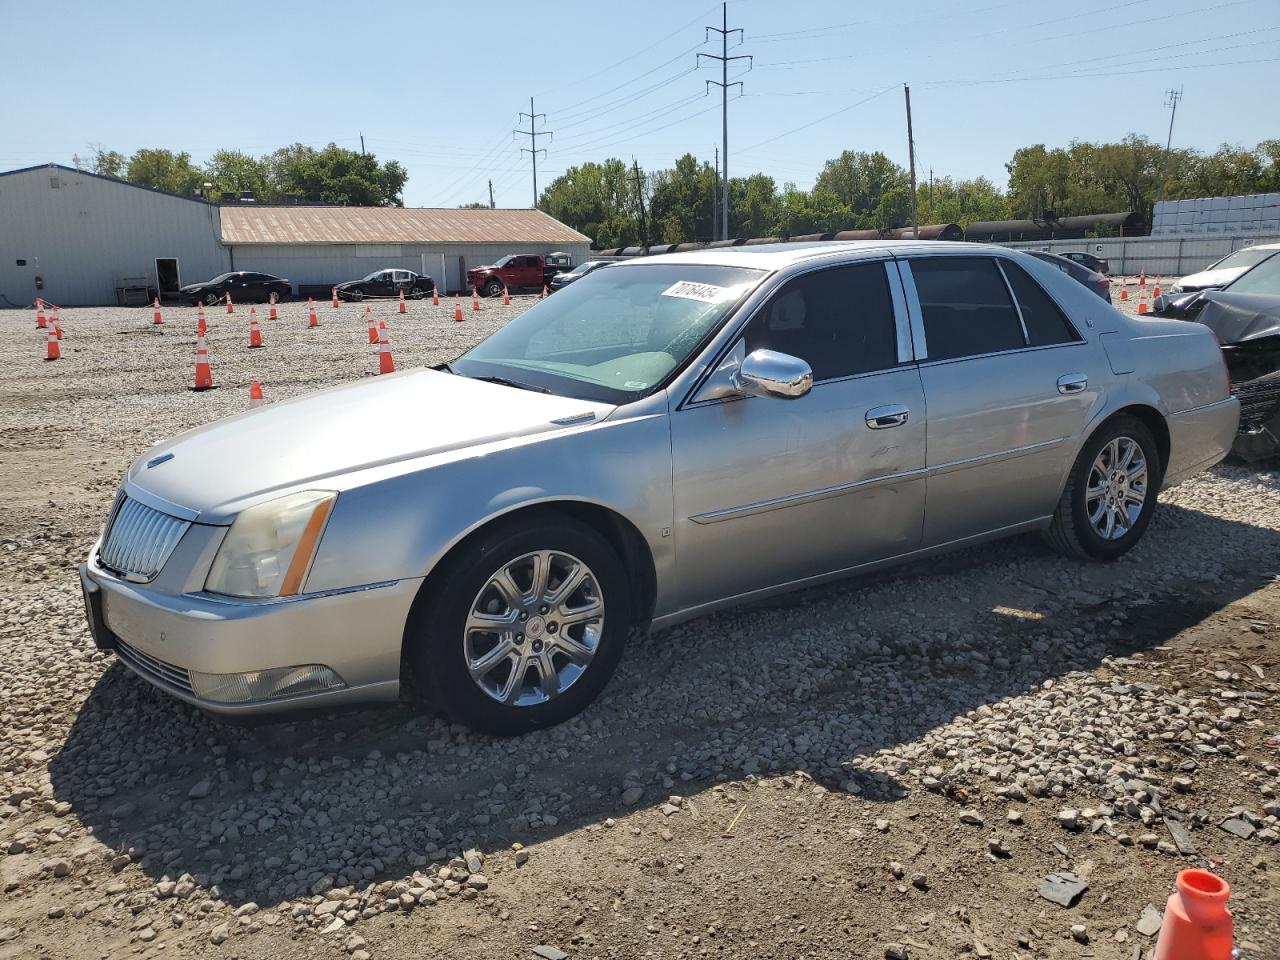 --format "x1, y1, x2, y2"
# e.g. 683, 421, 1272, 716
1211, 247, 1278, 271
207, 273, 234, 283
360, 271, 386, 282
567, 261, 599, 276
1223, 252, 1280, 295
452, 263, 765, 403
493, 255, 515, 267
